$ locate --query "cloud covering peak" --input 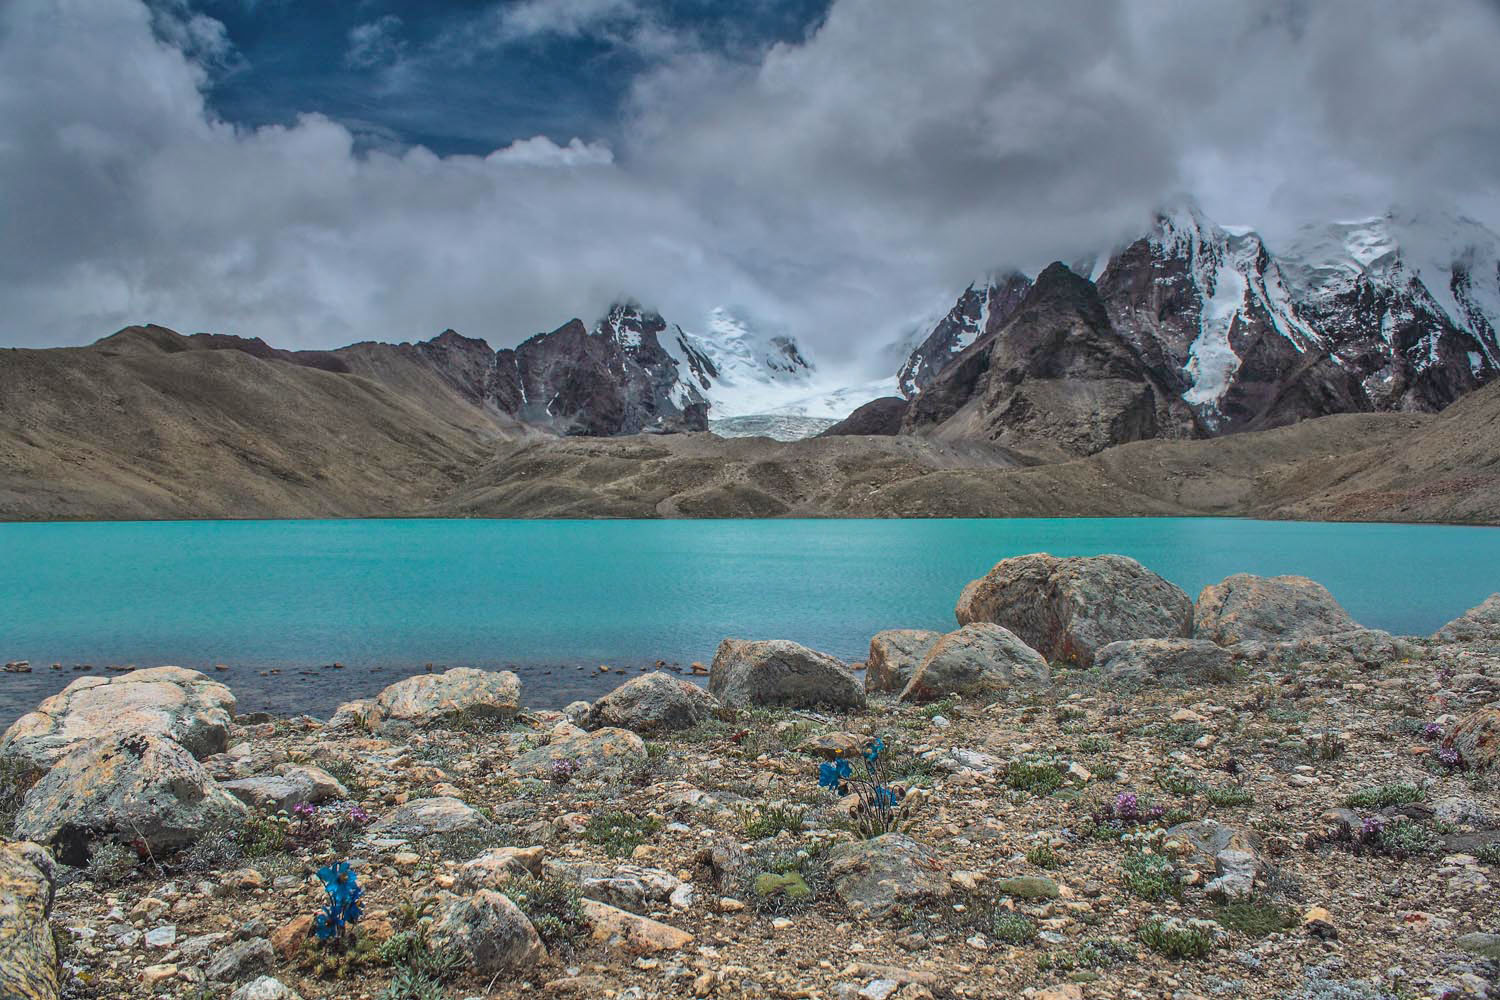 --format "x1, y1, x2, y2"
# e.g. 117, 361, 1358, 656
2, 0, 1498, 377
